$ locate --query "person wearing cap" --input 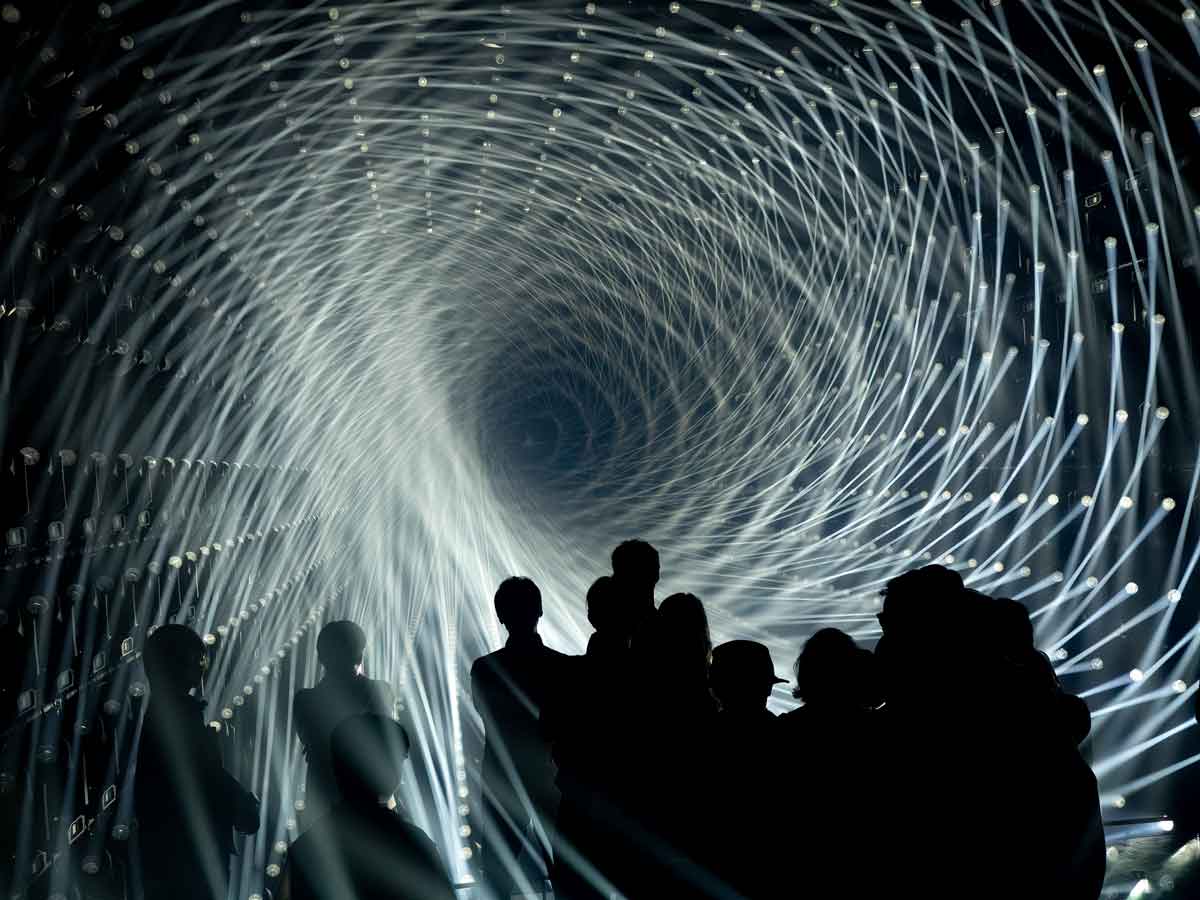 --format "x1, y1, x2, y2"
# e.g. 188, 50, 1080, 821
293, 620, 395, 826
705, 640, 786, 899
135, 624, 260, 900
